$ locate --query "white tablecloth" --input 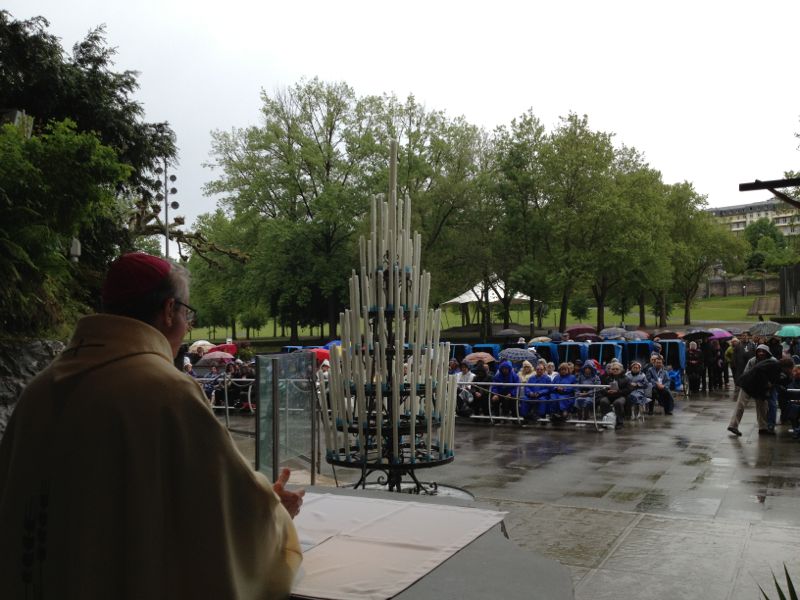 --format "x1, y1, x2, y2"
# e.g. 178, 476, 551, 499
291, 493, 506, 600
